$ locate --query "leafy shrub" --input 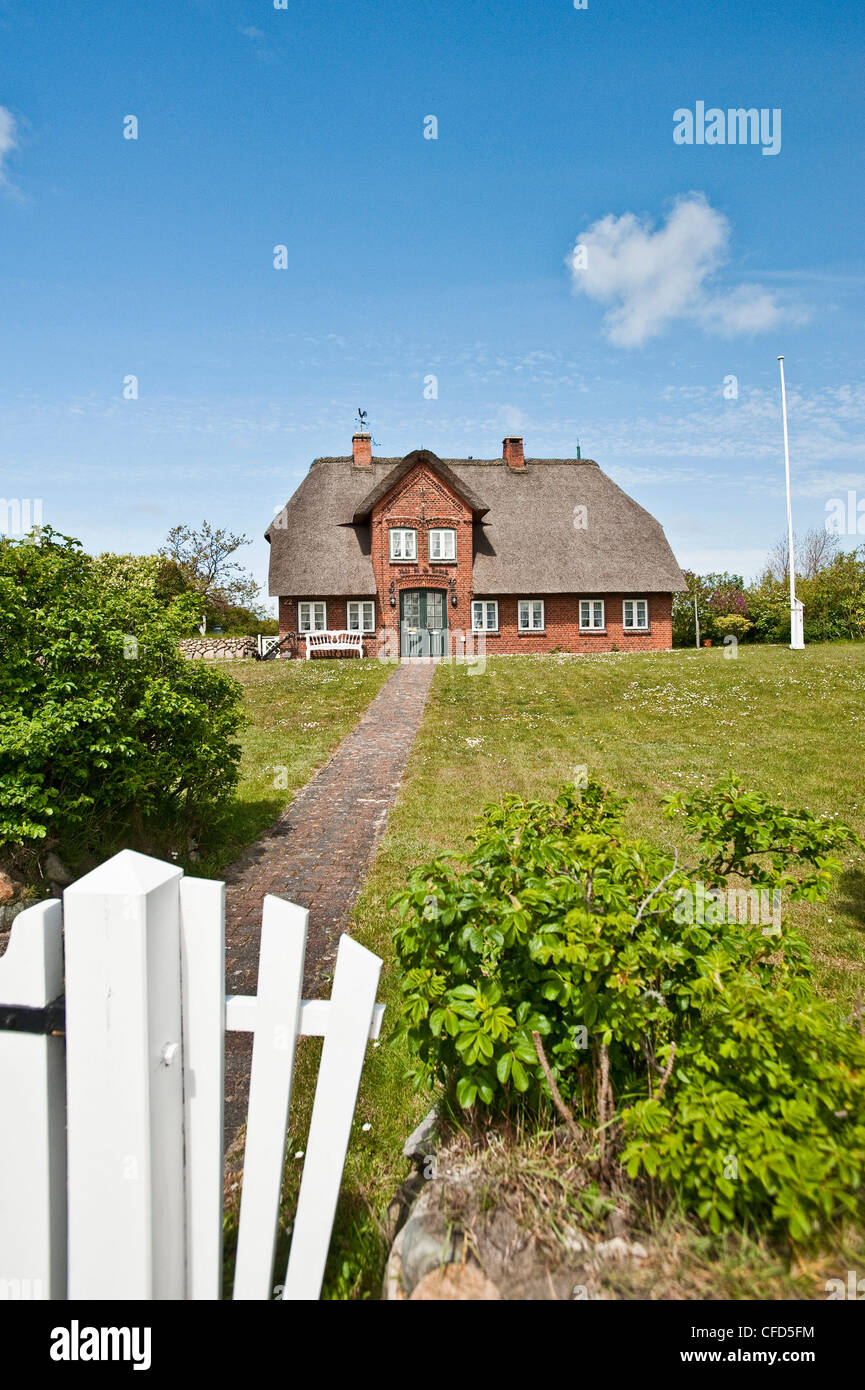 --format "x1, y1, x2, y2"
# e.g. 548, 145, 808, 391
679, 549, 865, 646
0, 529, 244, 872
712, 613, 753, 640
798, 550, 865, 642
673, 571, 749, 647
391, 777, 865, 1236
745, 580, 790, 644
